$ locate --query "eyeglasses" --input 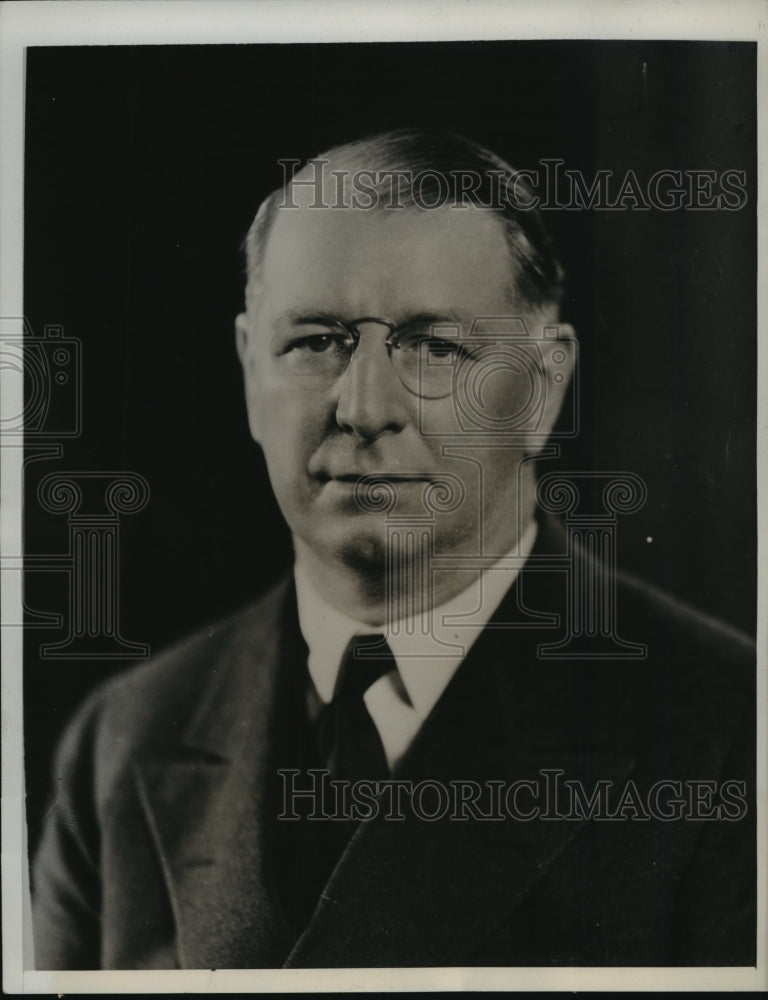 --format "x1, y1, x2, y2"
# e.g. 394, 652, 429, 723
278, 316, 473, 399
